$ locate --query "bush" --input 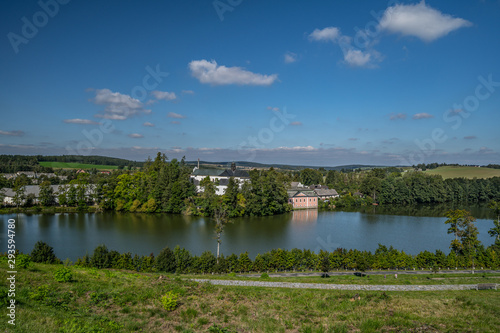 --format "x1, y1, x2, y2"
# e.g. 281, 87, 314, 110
156, 246, 176, 273
30, 241, 60, 264
260, 273, 269, 279
161, 291, 179, 311
17, 253, 32, 269
90, 245, 110, 268
54, 267, 73, 282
